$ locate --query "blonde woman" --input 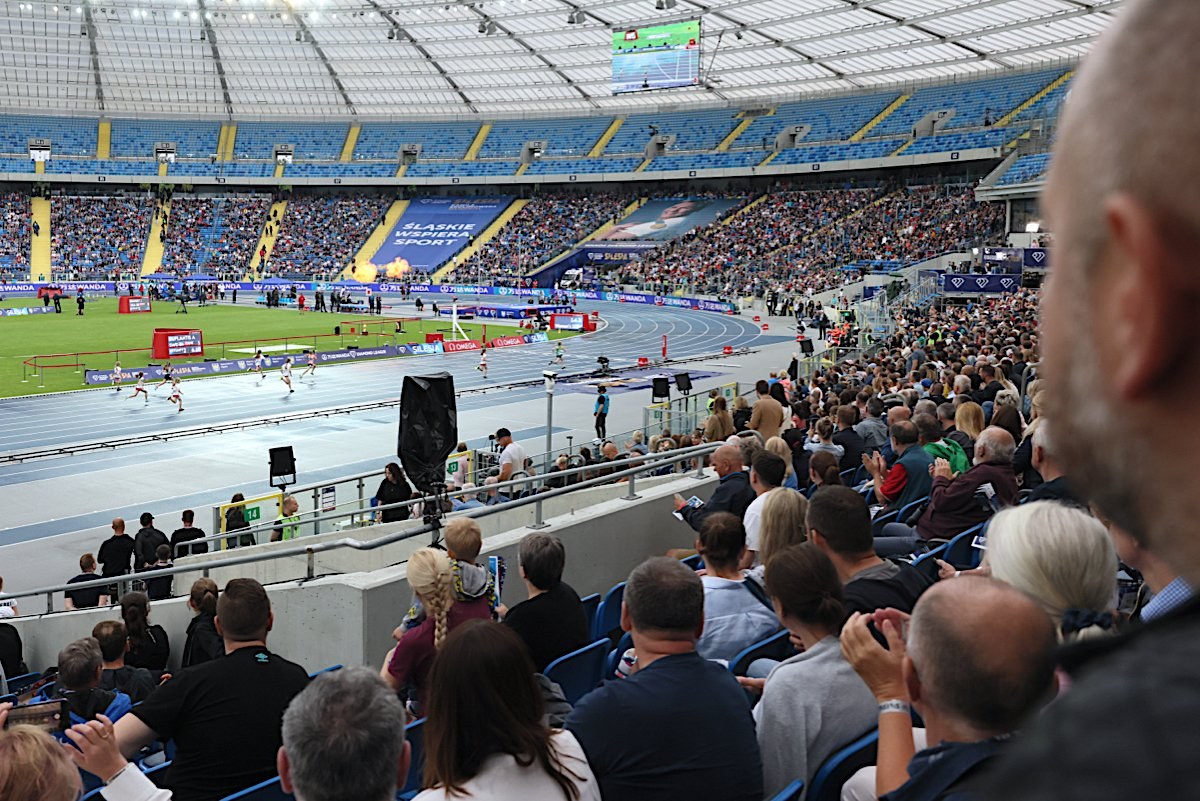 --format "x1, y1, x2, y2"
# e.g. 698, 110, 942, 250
0, 708, 82, 801
382, 548, 491, 712
943, 502, 1118, 642
953, 401, 986, 452
764, 436, 799, 490
749, 487, 809, 582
